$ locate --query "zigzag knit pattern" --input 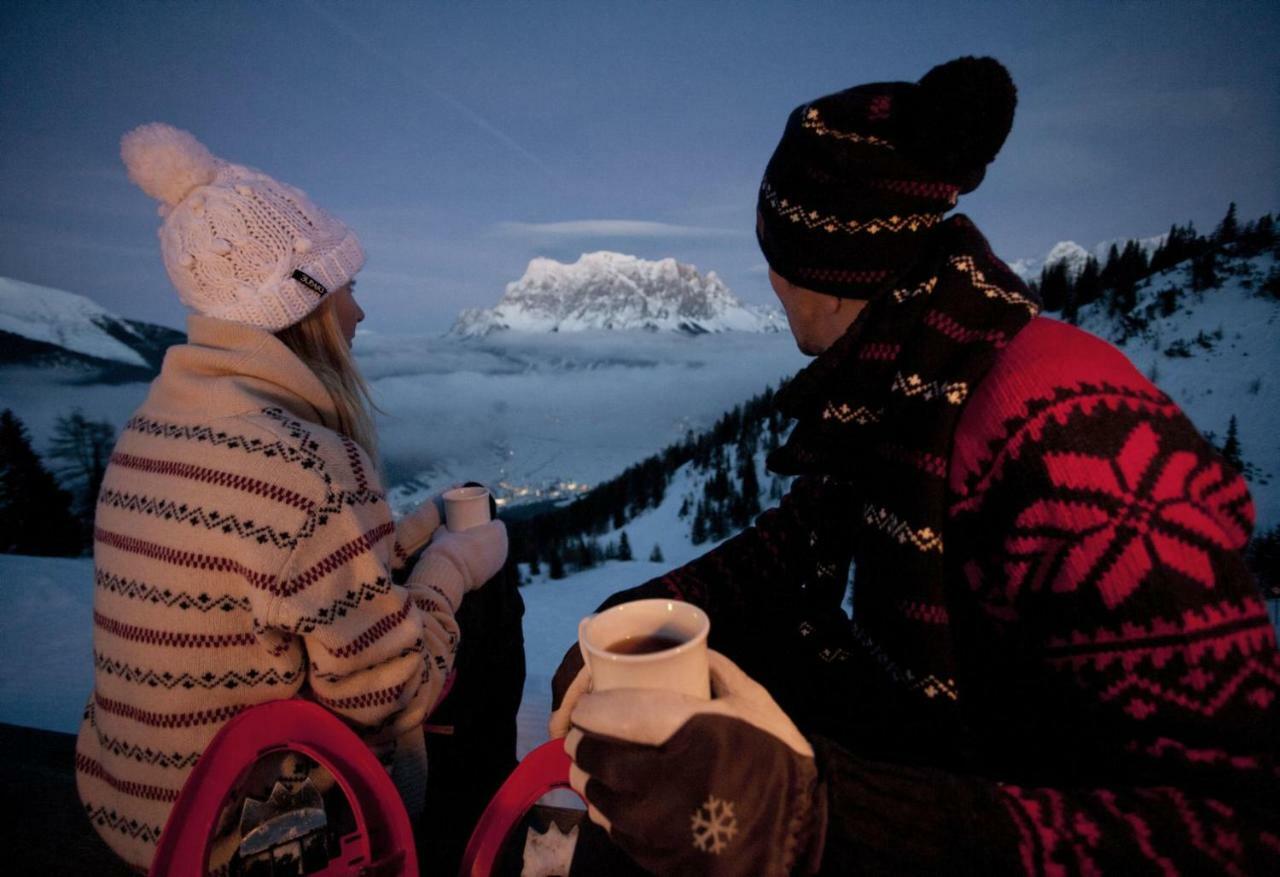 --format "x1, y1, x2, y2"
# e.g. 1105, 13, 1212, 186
75, 321, 465, 873
760, 181, 944, 236
603, 215, 1278, 871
